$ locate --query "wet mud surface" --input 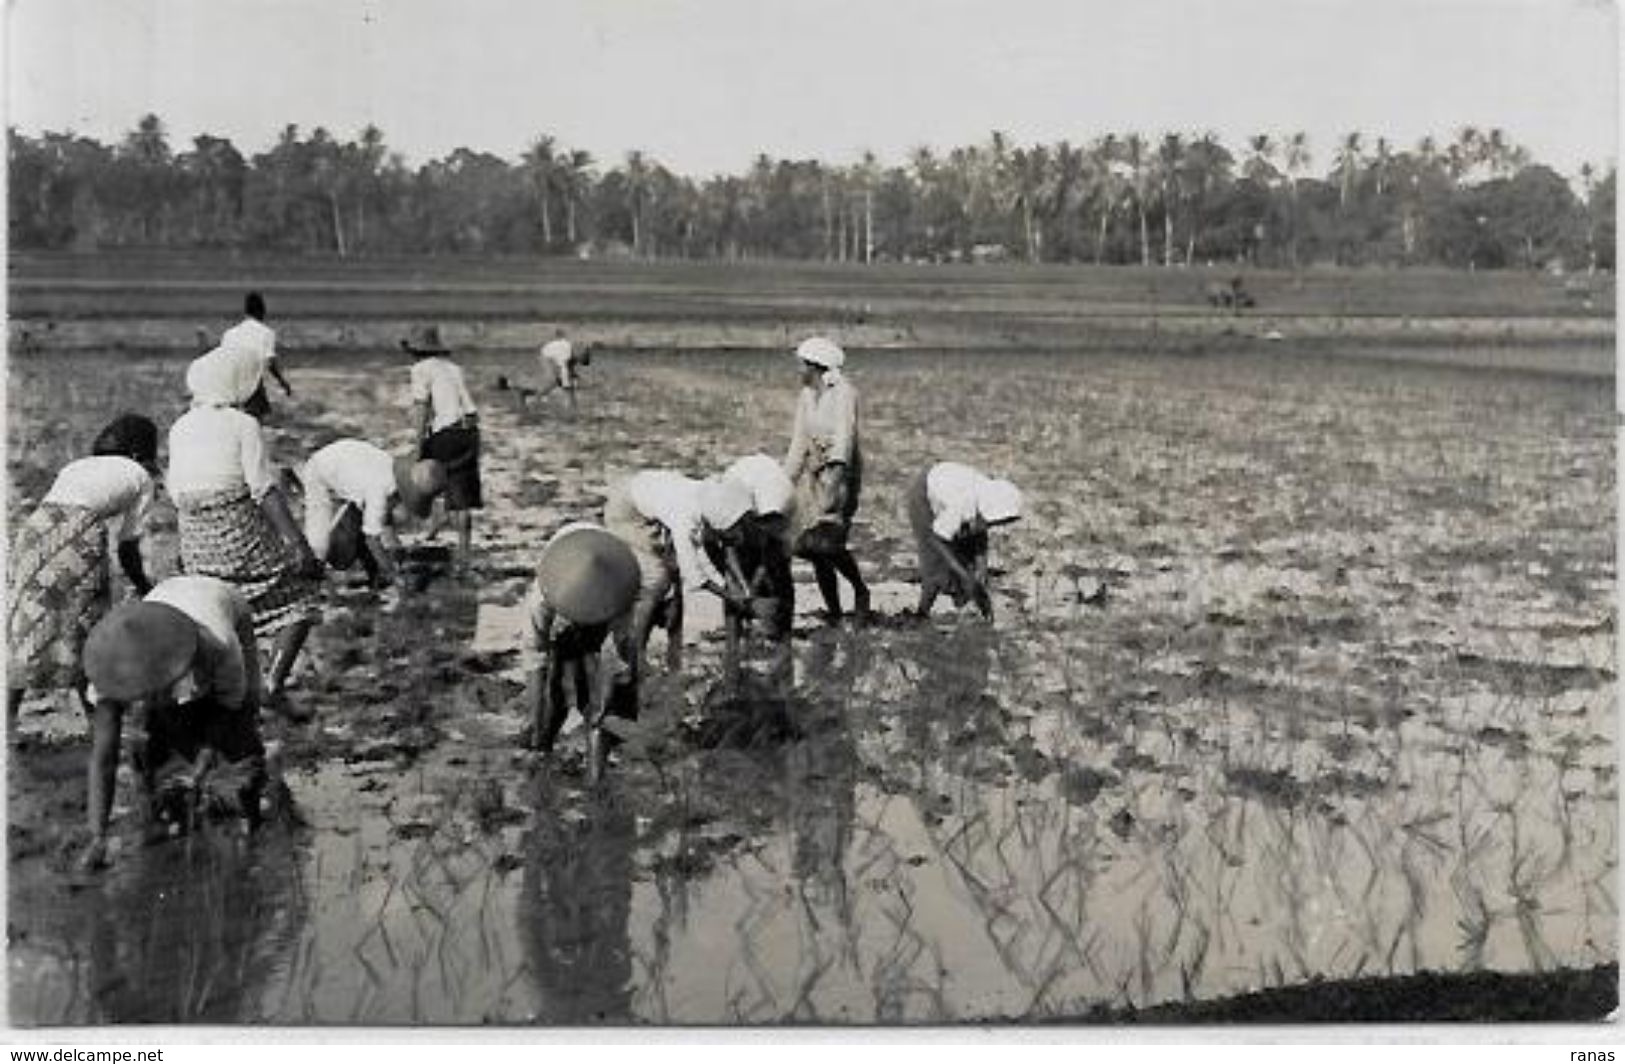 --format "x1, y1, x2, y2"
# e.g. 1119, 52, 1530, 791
7, 344, 1616, 1024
